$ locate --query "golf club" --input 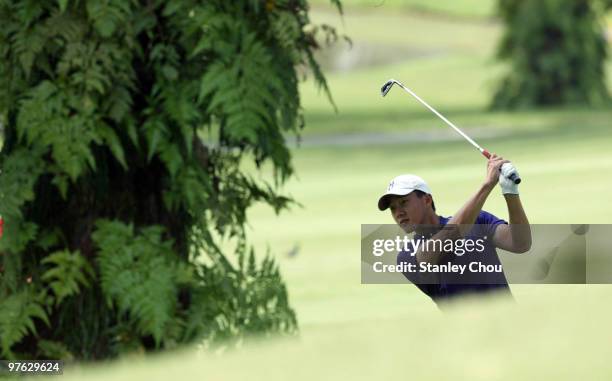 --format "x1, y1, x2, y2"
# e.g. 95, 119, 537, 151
381, 79, 521, 184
